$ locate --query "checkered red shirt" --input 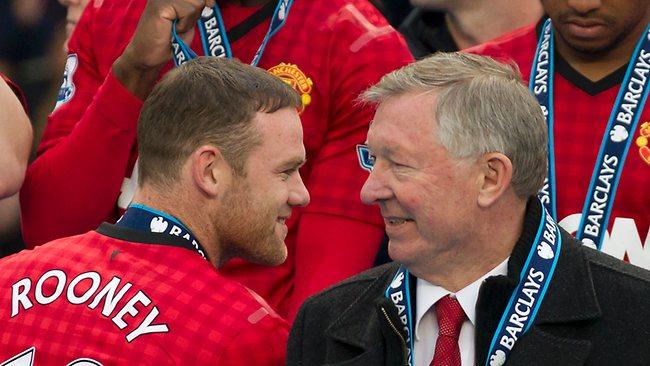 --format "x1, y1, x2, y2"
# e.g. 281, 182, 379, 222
469, 23, 650, 269
0, 226, 288, 364
20, 0, 413, 317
